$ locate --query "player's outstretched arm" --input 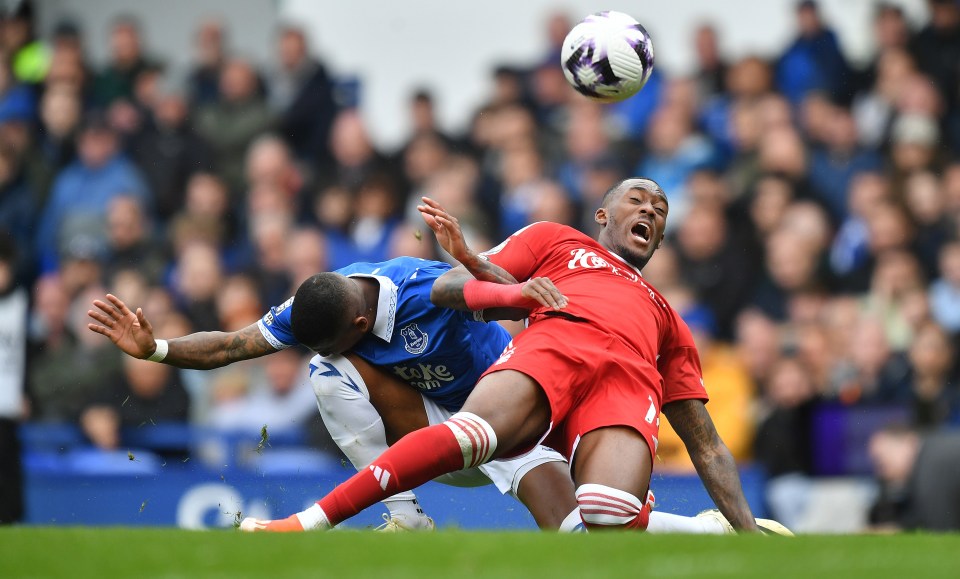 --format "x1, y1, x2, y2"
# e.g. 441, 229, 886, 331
88, 293, 275, 370
417, 196, 516, 283
663, 399, 760, 532
418, 196, 567, 315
